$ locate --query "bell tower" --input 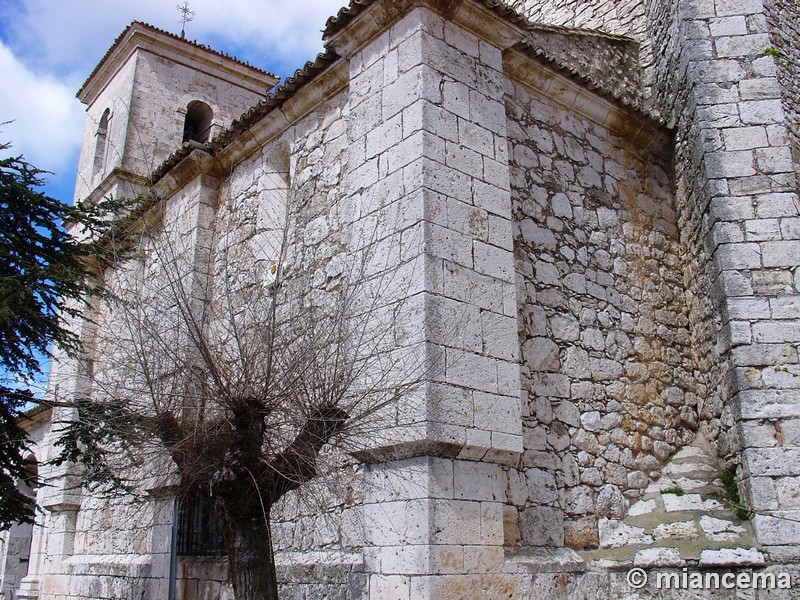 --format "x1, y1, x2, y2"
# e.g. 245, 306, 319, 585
72, 21, 278, 203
